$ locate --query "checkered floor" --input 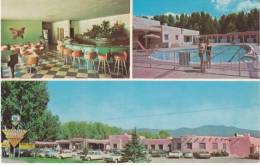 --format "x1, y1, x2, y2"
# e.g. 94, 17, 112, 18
2, 51, 129, 79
